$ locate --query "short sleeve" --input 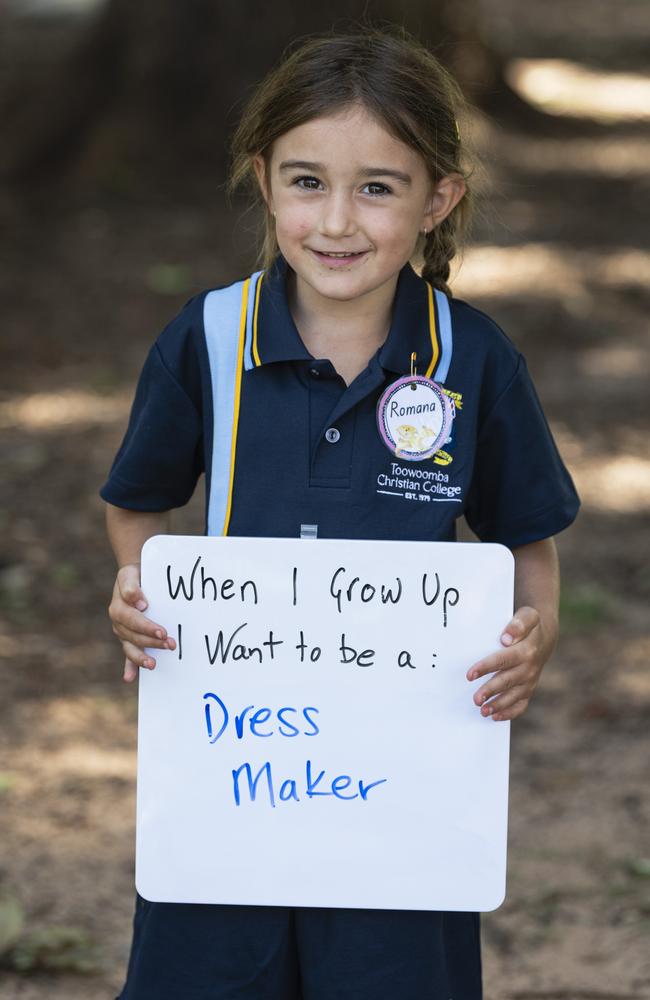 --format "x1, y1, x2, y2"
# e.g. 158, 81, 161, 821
99, 340, 204, 511
464, 354, 580, 547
